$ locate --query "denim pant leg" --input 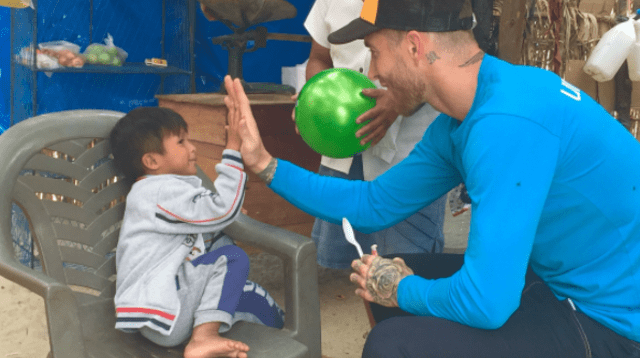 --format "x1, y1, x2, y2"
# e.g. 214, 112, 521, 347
311, 154, 376, 269
373, 194, 446, 256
